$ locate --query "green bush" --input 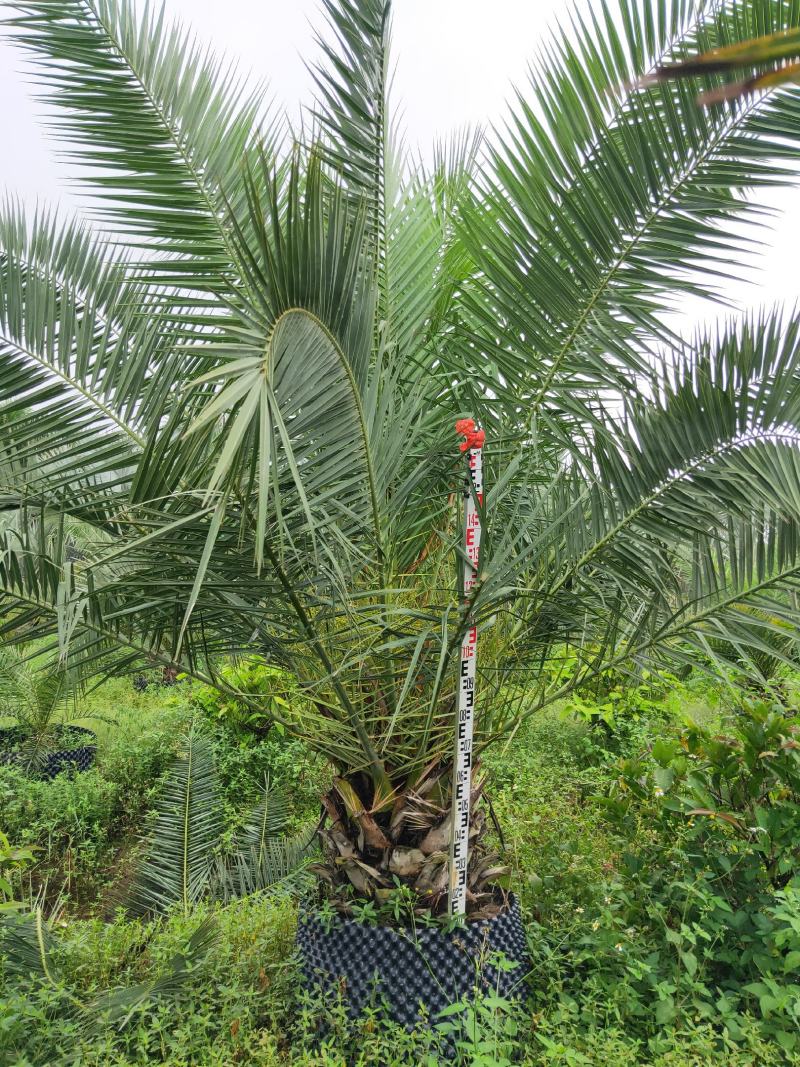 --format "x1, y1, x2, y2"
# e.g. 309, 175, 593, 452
97, 702, 189, 833
0, 895, 299, 1066
584, 699, 800, 1053
0, 688, 190, 907
485, 693, 800, 1057
566, 670, 680, 757
191, 658, 305, 740
210, 729, 327, 834
485, 708, 620, 920
0, 765, 119, 903
188, 657, 328, 832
